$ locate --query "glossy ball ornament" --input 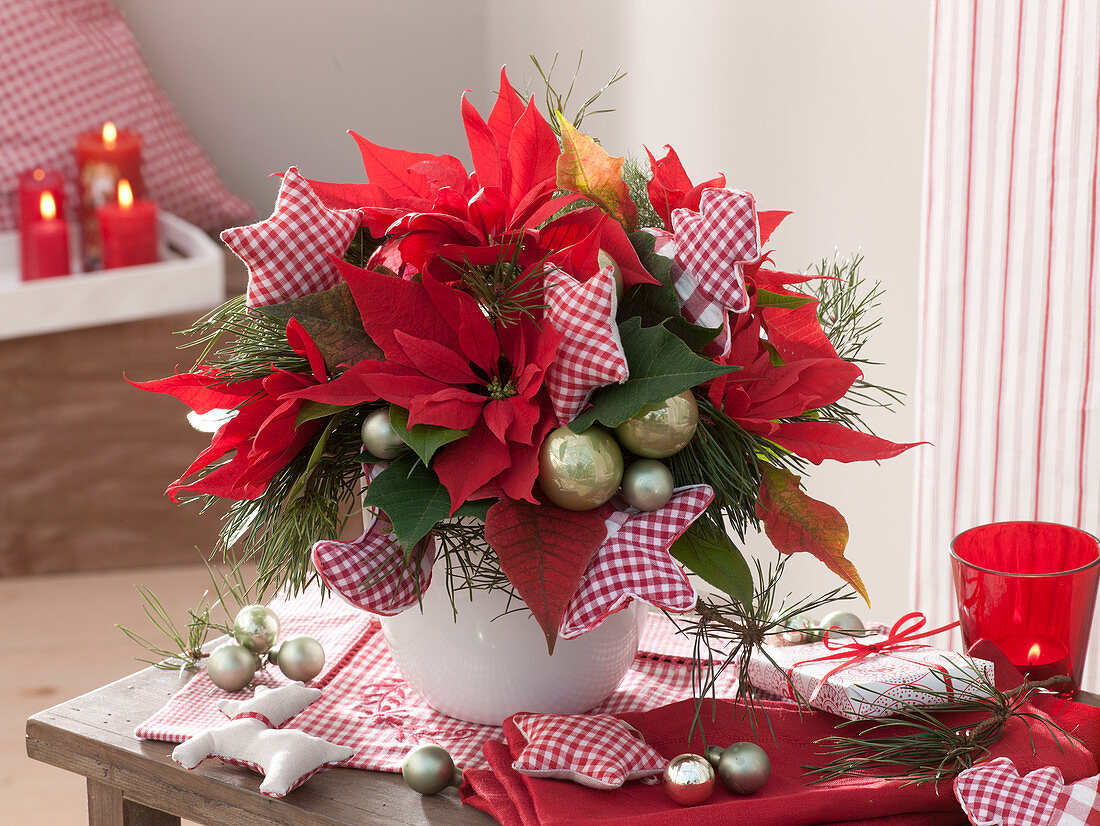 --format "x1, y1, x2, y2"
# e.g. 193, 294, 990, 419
768, 613, 815, 647
621, 459, 675, 511
537, 425, 624, 511
614, 390, 699, 458
361, 407, 408, 461
232, 604, 280, 654
206, 643, 260, 692
402, 744, 462, 795
597, 249, 624, 299
274, 635, 326, 682
662, 753, 715, 806
716, 742, 770, 795
819, 610, 865, 638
